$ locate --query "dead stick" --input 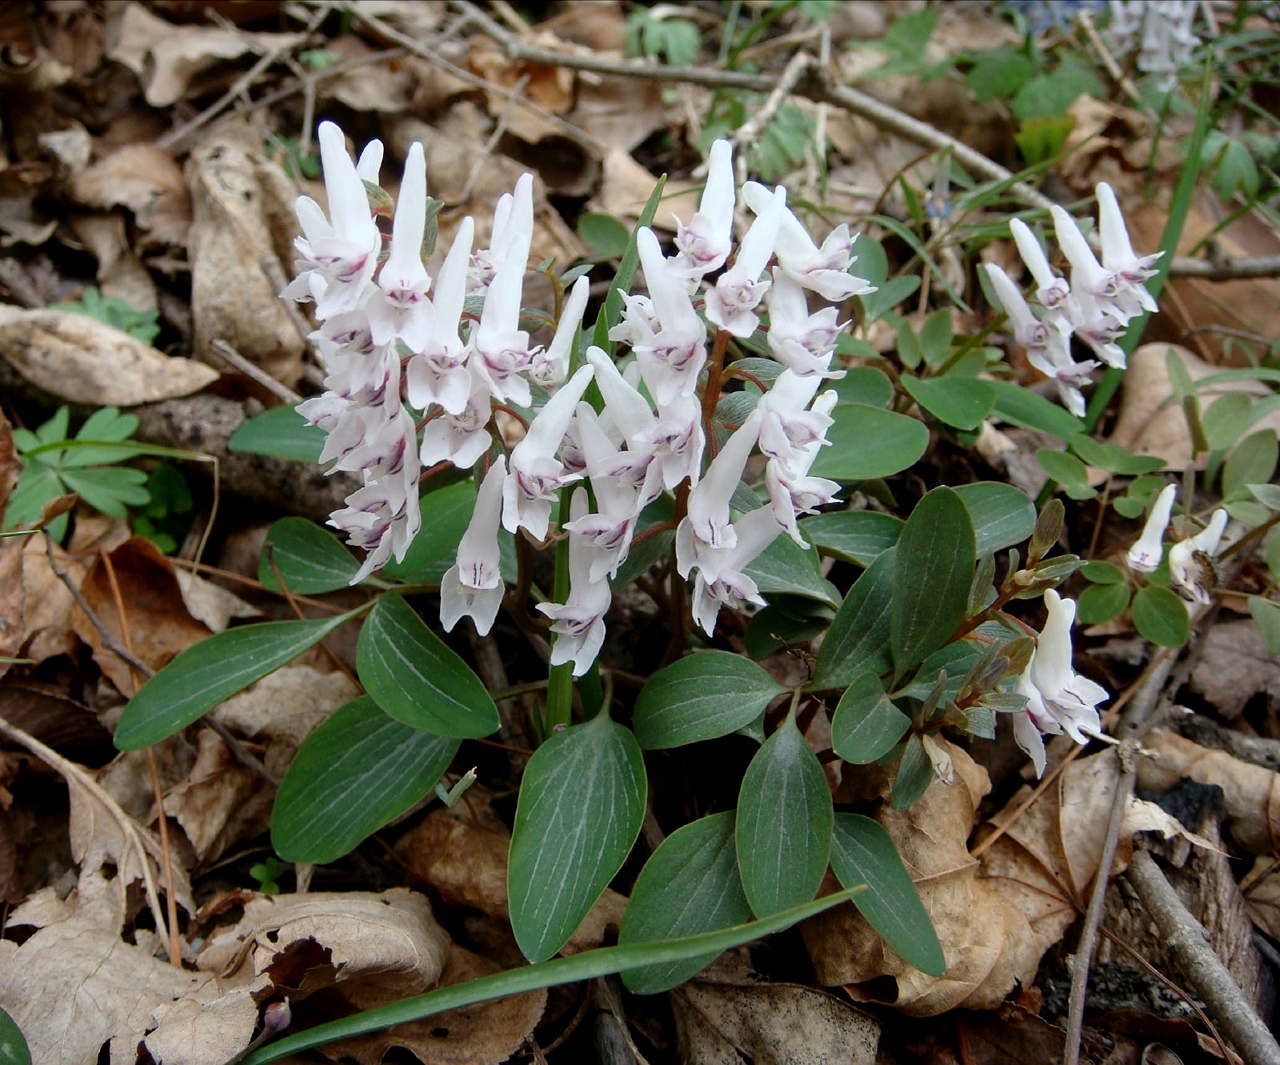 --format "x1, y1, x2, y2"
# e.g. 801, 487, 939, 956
1125, 849, 1280, 1065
